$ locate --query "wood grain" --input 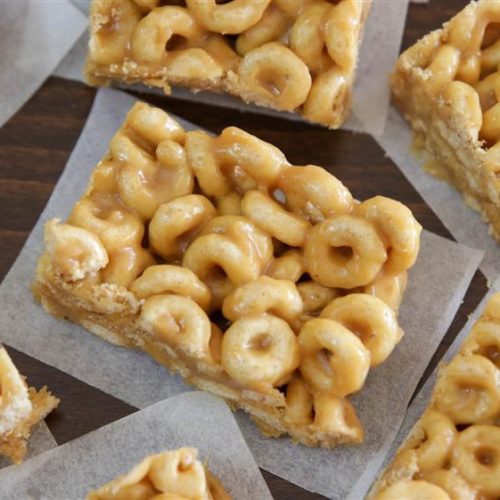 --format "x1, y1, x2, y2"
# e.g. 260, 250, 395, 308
0, 1, 486, 498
